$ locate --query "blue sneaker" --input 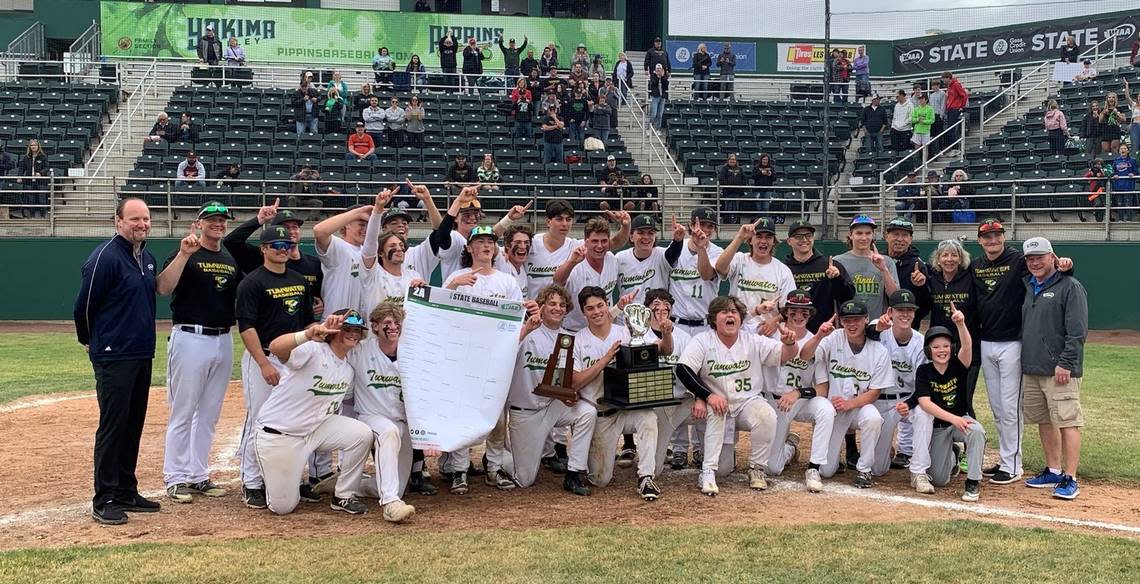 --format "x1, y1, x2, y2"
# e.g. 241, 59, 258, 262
1024, 469, 1064, 489
1053, 475, 1080, 500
